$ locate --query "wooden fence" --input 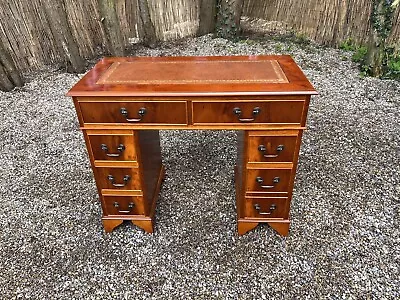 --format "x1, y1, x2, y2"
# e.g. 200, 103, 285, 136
0, 0, 399, 72
243, 0, 400, 46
